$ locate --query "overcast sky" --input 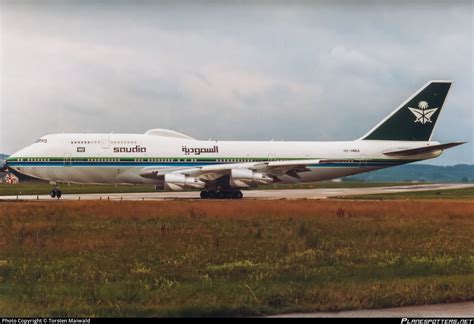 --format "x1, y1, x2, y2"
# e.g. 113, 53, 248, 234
1, 0, 472, 165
